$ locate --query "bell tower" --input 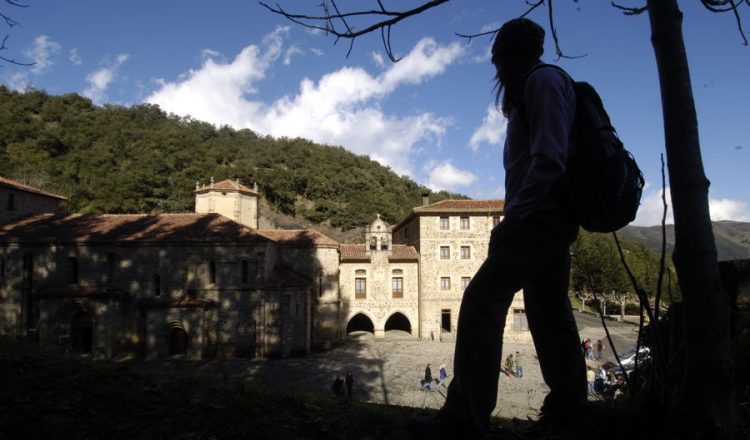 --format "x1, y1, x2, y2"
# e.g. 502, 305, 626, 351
194, 177, 259, 228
